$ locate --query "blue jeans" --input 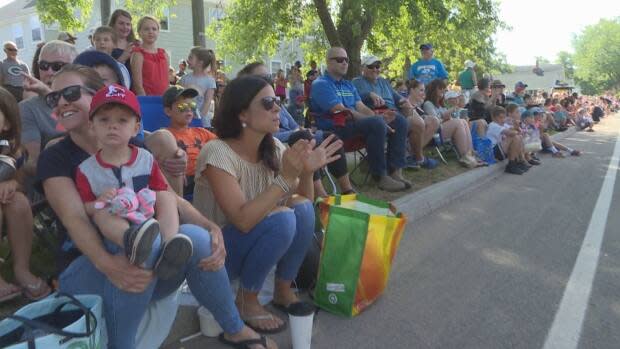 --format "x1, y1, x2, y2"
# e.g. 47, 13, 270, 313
334, 114, 407, 176
59, 224, 243, 349
223, 201, 315, 291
